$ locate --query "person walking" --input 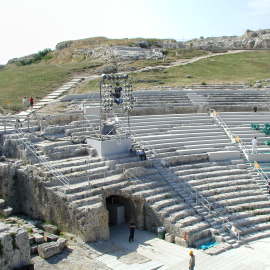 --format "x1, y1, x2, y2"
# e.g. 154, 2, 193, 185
189, 250, 195, 270
29, 96, 34, 108
128, 222, 136, 242
252, 136, 258, 154
22, 96, 28, 107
